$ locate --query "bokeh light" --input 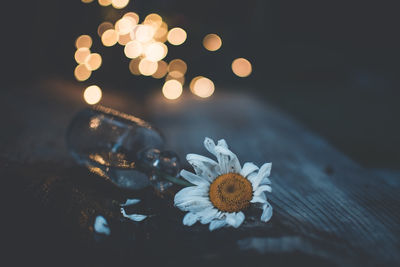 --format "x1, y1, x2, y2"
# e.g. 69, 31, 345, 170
84, 85, 102, 105
82, 0, 94, 3
162, 80, 183, 100
117, 33, 132, 45
154, 22, 168, 42
85, 53, 102, 71
190, 76, 215, 98
135, 25, 155, 43
129, 58, 141, 75
203, 34, 222, 51
111, 0, 129, 9
166, 74, 185, 85
168, 59, 187, 77
74, 48, 91, 64
97, 22, 113, 37
101, 29, 118, 47
144, 42, 167, 62
74, 64, 92, 81
115, 17, 136, 35
167, 28, 187, 45
124, 40, 143, 59
98, 0, 112, 7
123, 12, 139, 24
152, 60, 168, 79
144, 13, 163, 28
75, 35, 92, 49
138, 59, 158, 76
231, 58, 252, 77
